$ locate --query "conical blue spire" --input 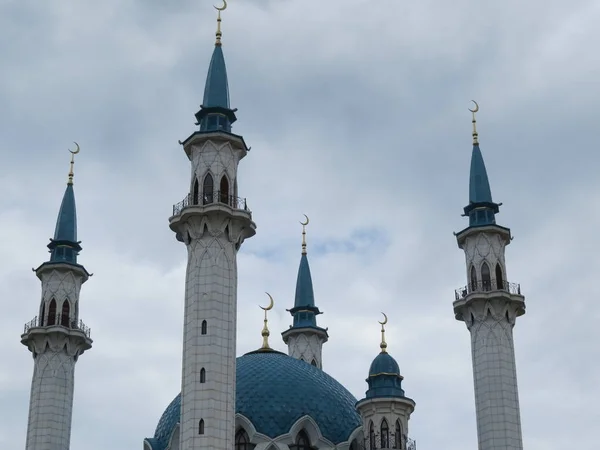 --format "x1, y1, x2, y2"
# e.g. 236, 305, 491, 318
288, 253, 322, 328
47, 182, 82, 264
